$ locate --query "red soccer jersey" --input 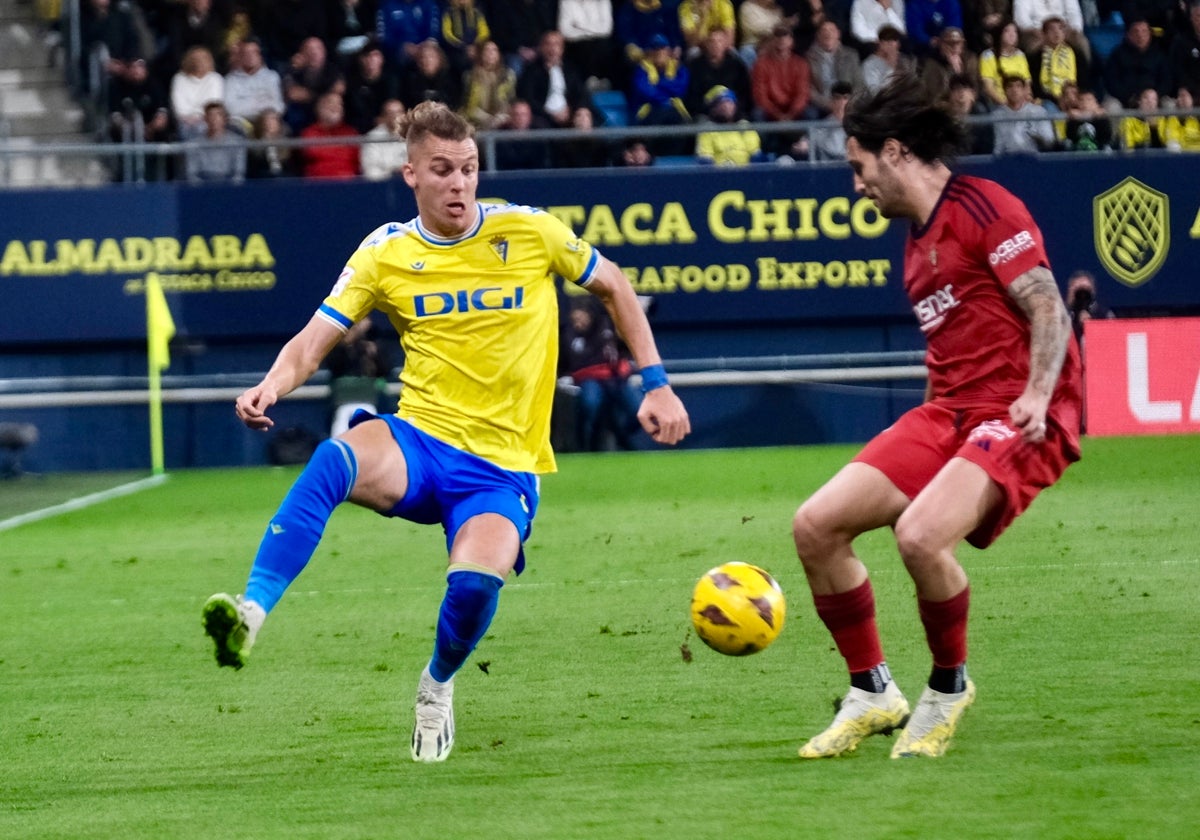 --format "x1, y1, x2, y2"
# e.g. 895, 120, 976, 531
904, 174, 1082, 430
